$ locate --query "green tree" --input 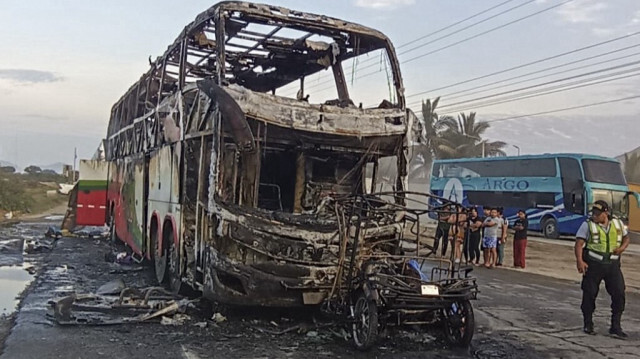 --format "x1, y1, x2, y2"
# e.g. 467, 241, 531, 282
408, 97, 441, 181
624, 152, 640, 183
24, 165, 42, 174
433, 112, 507, 159
410, 99, 508, 183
